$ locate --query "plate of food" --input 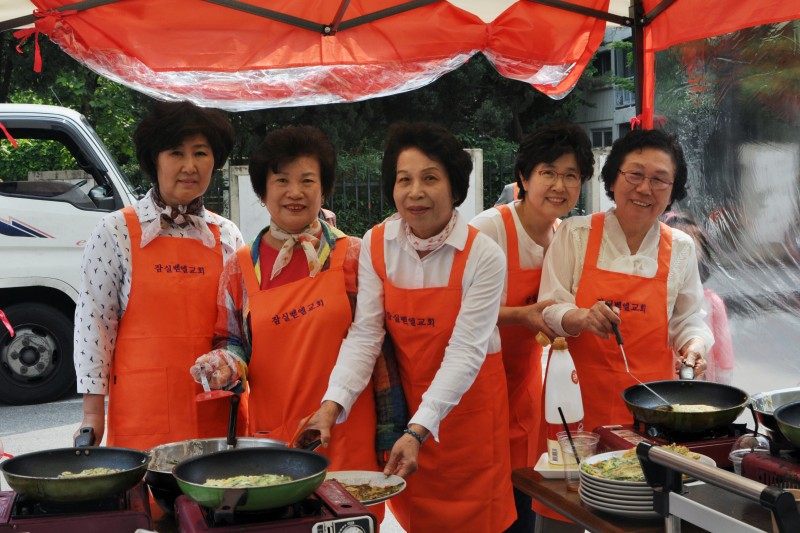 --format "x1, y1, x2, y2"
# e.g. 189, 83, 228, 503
580, 444, 715, 486
326, 470, 406, 505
